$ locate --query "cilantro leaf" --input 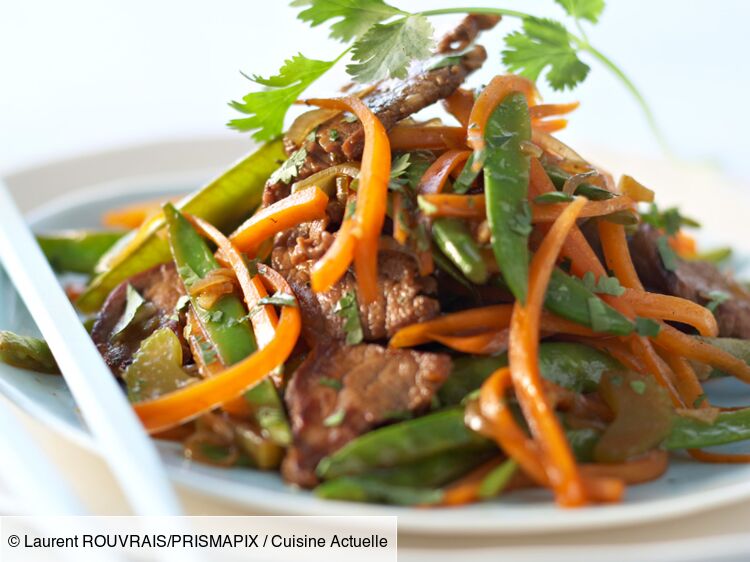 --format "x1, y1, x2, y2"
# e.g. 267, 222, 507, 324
112, 285, 147, 336
389, 153, 412, 190
641, 203, 700, 235
656, 235, 679, 271
348, 14, 435, 82
555, 0, 605, 23
706, 290, 731, 313
334, 291, 364, 345
292, 0, 403, 42
268, 148, 307, 185
228, 53, 339, 141
323, 408, 346, 427
257, 291, 298, 308
635, 317, 661, 337
502, 17, 590, 91
582, 271, 625, 296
